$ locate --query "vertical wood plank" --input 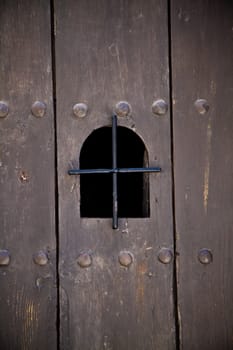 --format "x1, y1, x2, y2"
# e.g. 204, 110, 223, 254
171, 1, 233, 349
0, 1, 57, 349
55, 1, 176, 349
